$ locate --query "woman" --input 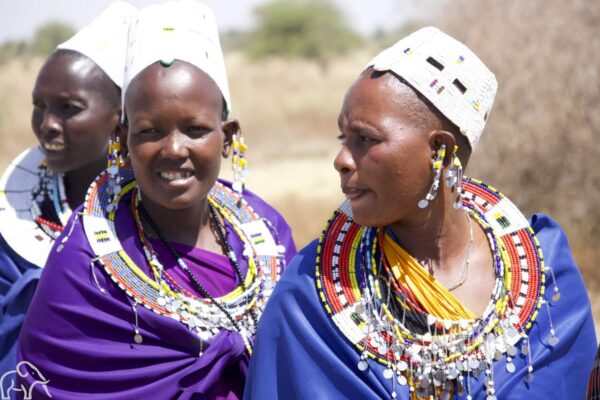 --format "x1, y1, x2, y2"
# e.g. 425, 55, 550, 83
0, 1, 135, 376
245, 27, 596, 399
17, 2, 295, 399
